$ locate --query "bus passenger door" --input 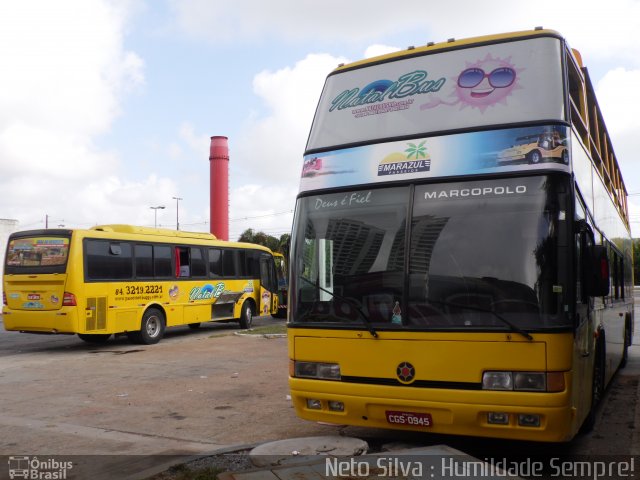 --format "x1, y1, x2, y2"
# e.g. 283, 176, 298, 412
259, 255, 278, 316
573, 224, 594, 425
